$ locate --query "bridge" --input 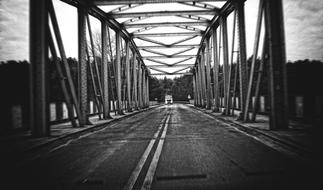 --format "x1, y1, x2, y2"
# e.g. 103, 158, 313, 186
1, 0, 322, 189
